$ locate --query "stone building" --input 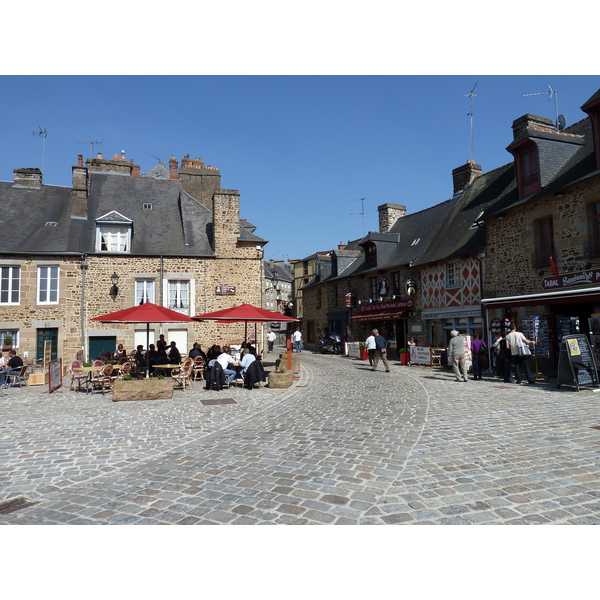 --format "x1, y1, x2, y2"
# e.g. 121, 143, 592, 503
0, 152, 267, 363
